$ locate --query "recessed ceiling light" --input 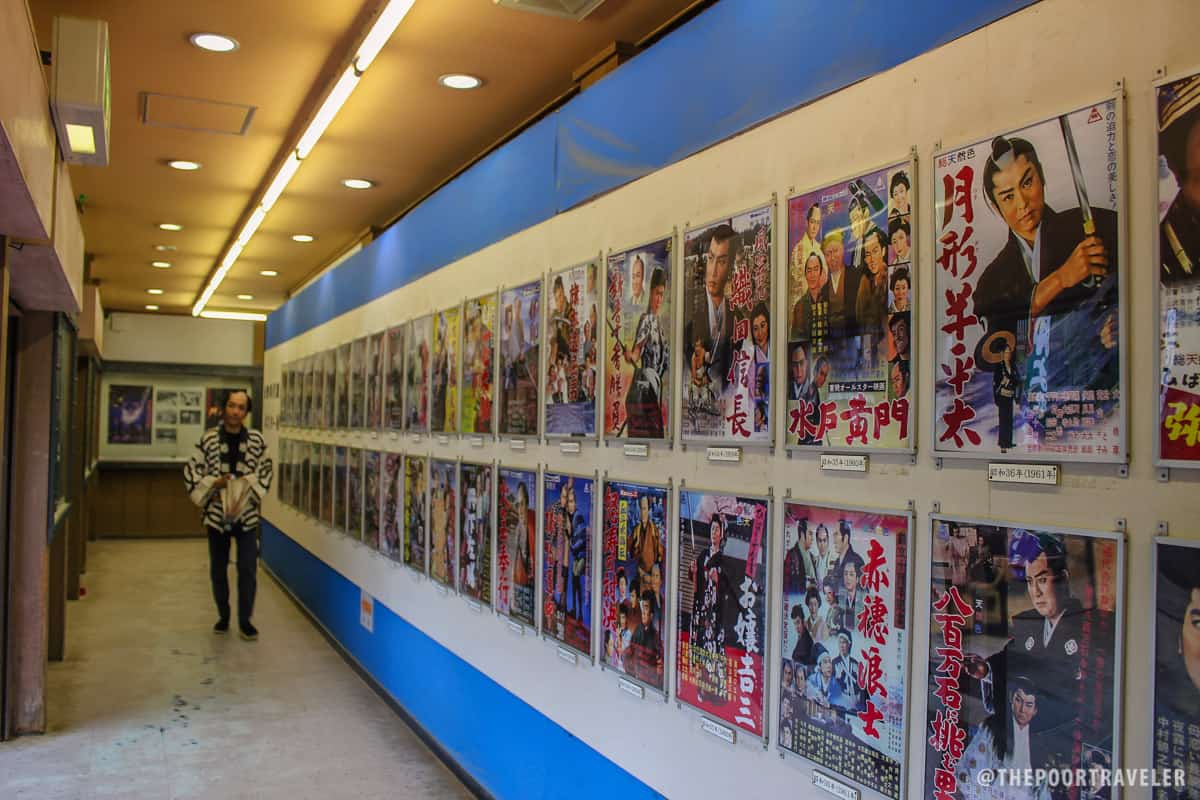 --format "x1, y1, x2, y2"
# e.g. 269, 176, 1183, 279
190, 32, 239, 53
167, 160, 202, 171
158, 223, 183, 232
151, 261, 172, 269
145, 304, 160, 311
237, 294, 254, 300
154, 244, 176, 252
147, 288, 164, 295
259, 270, 279, 277
341, 178, 375, 190
291, 234, 315, 243
438, 73, 483, 90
